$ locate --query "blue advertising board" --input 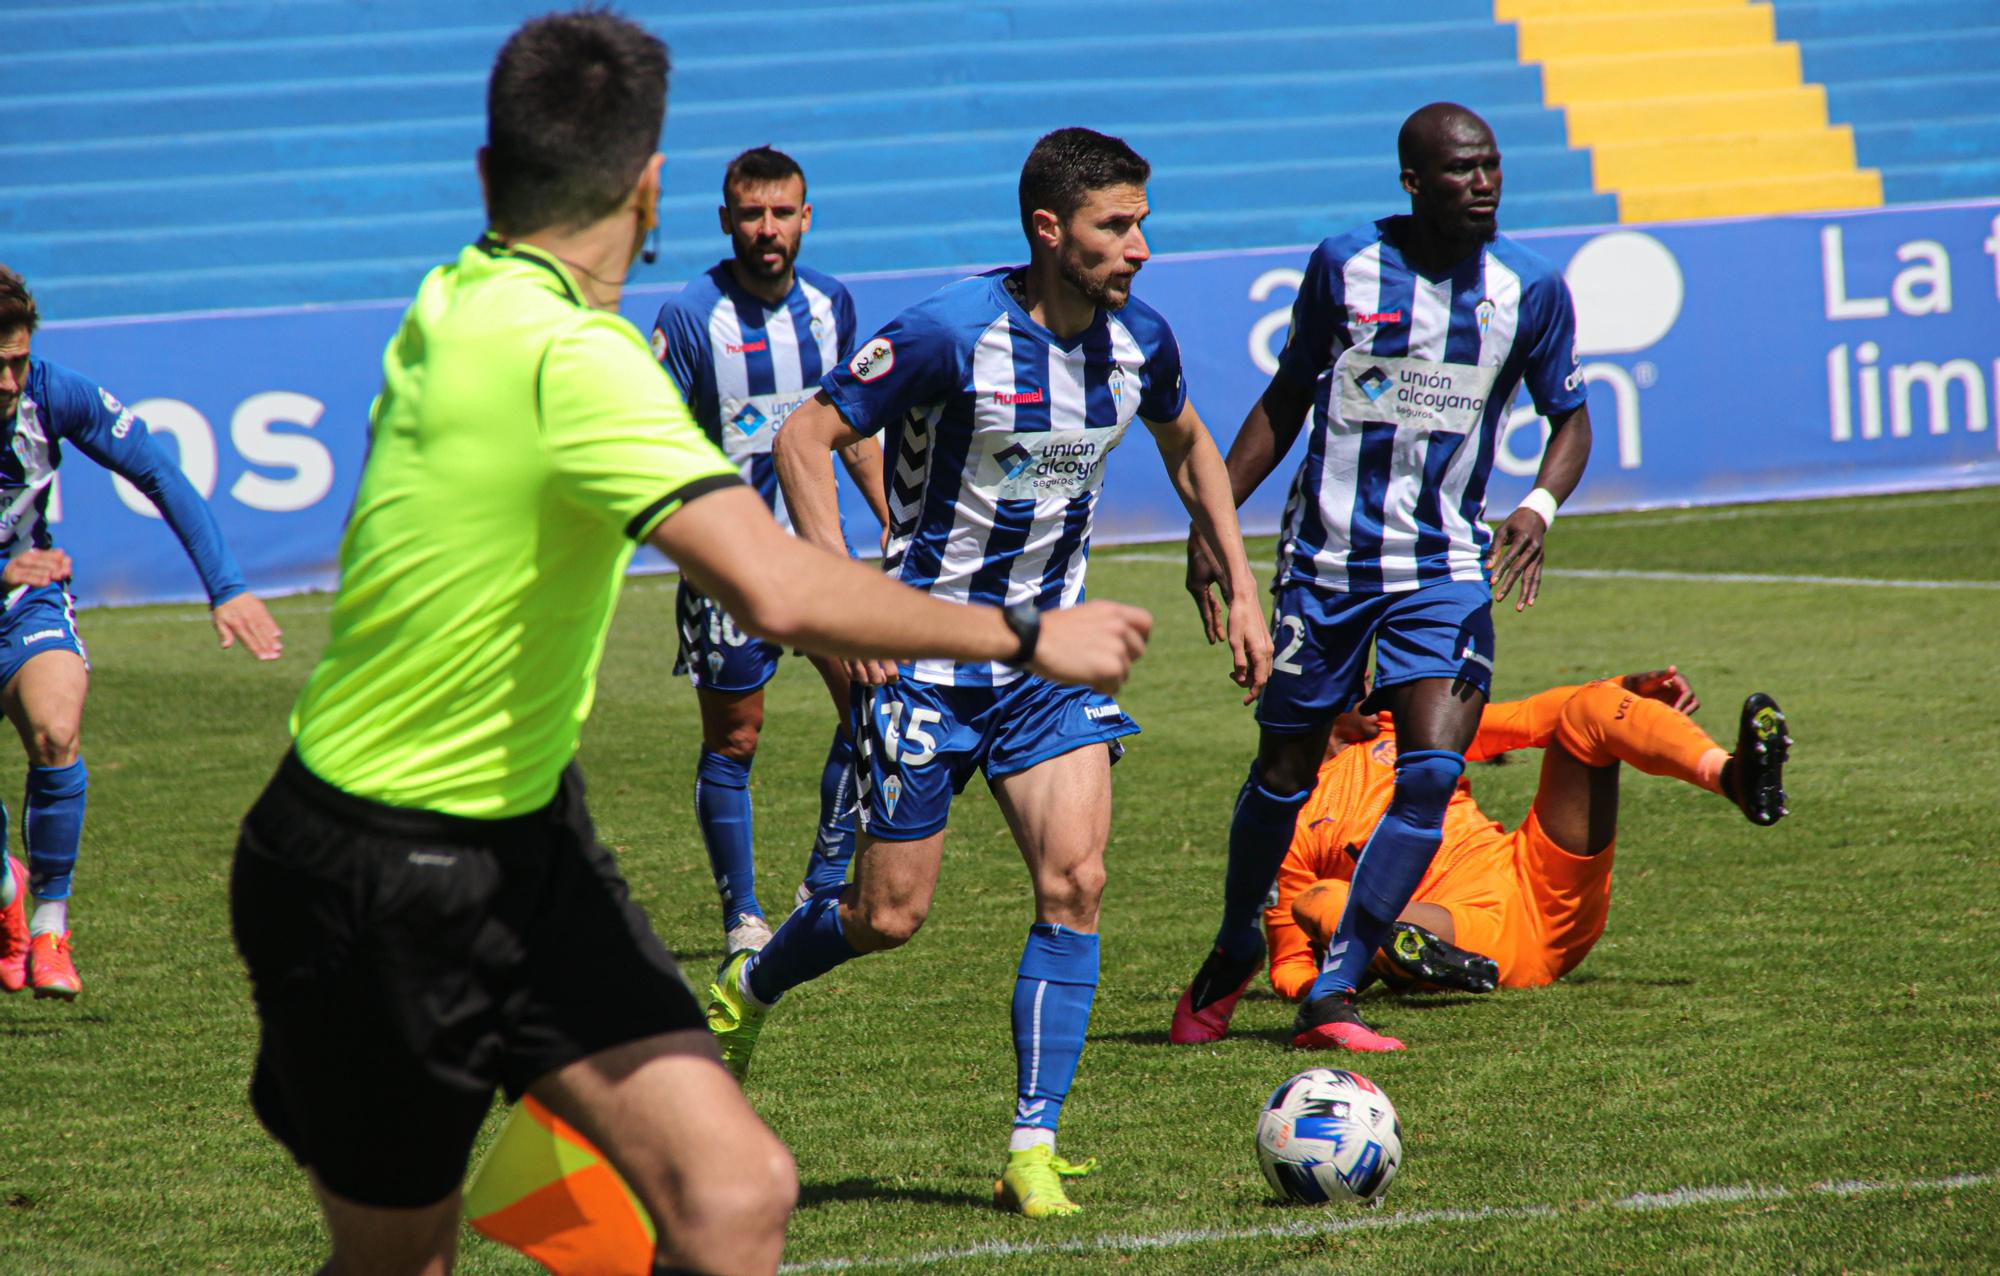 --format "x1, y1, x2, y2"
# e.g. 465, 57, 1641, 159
31, 199, 2000, 606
